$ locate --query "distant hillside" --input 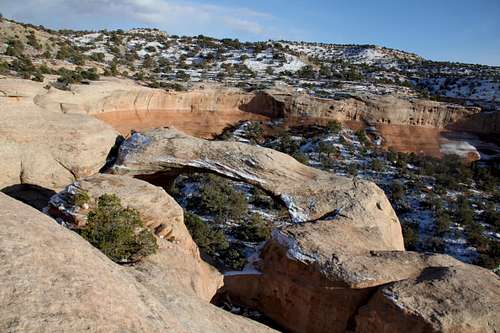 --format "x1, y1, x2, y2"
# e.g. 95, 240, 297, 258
1, 16, 499, 110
